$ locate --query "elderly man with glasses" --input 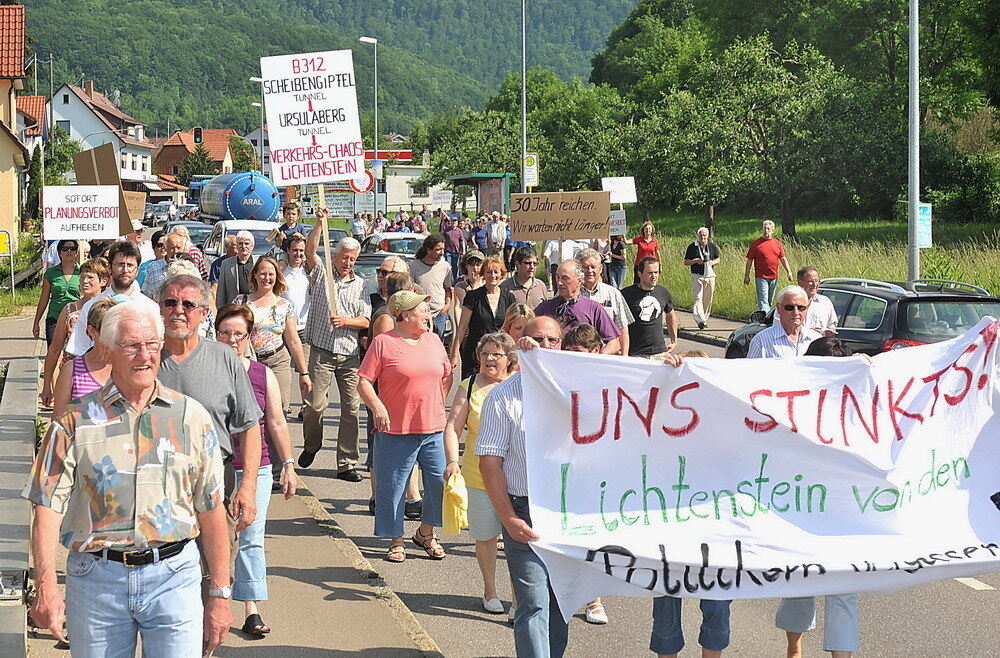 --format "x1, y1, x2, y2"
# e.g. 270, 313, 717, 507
216, 230, 257, 307
747, 285, 821, 359
24, 300, 232, 656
